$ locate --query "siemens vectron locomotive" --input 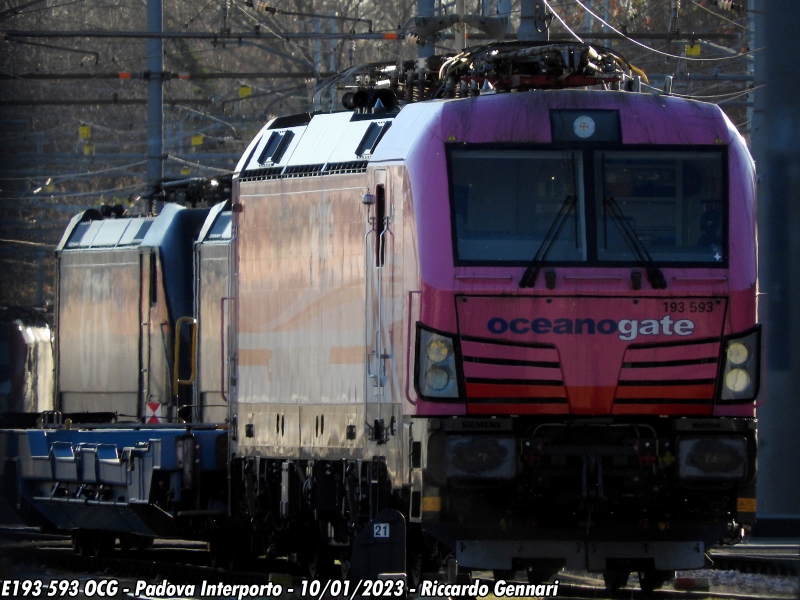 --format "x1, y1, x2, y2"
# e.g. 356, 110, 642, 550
0, 42, 759, 592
